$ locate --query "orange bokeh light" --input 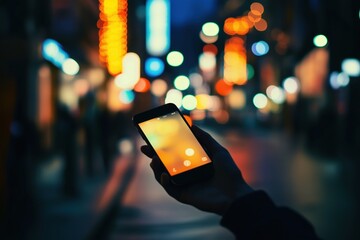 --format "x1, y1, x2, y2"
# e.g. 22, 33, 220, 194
183, 115, 193, 127
255, 18, 268, 31
215, 79, 233, 96
250, 2, 264, 15
248, 11, 262, 23
223, 37, 247, 85
224, 17, 251, 35
224, 17, 237, 35
98, 0, 128, 76
134, 77, 151, 93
